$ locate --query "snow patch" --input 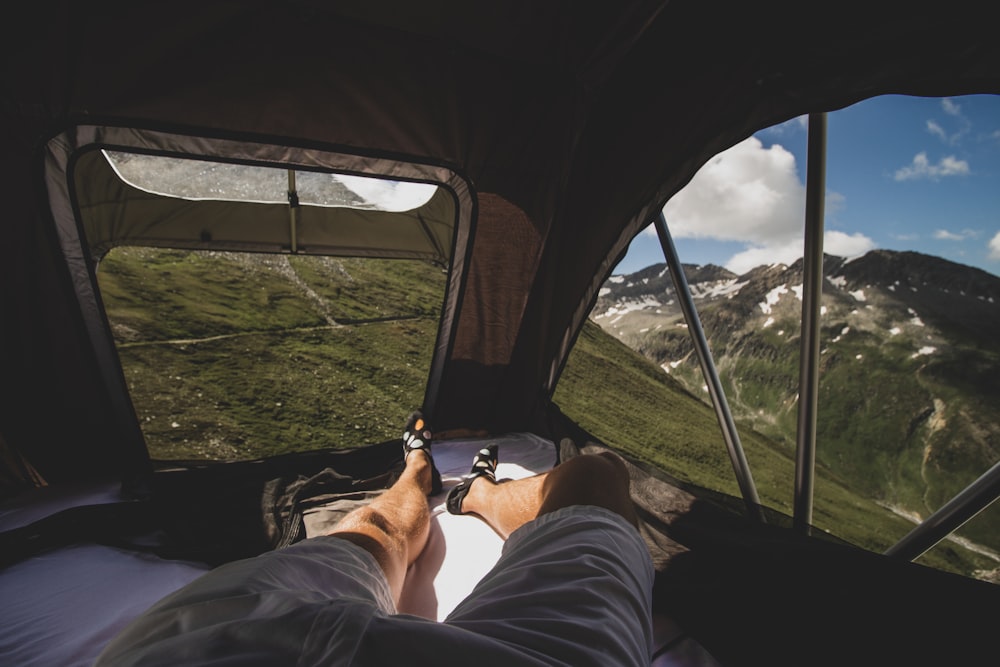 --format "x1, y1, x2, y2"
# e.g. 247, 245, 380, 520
850, 289, 866, 301
594, 295, 663, 319
831, 326, 850, 343
758, 284, 789, 314
690, 279, 747, 299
